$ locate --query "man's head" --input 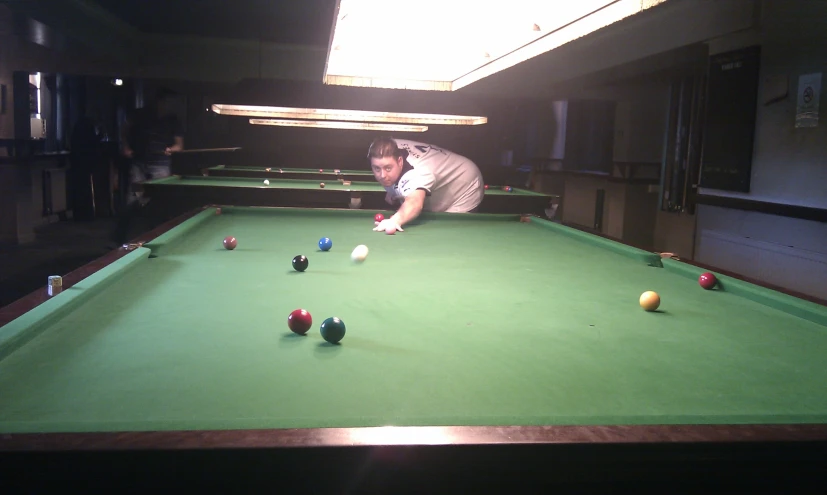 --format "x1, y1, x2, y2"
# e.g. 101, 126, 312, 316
367, 137, 405, 187
154, 87, 178, 117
